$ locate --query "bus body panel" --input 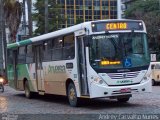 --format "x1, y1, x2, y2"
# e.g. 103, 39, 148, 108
7, 63, 37, 92
89, 79, 152, 98
42, 59, 78, 95
7, 64, 15, 89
